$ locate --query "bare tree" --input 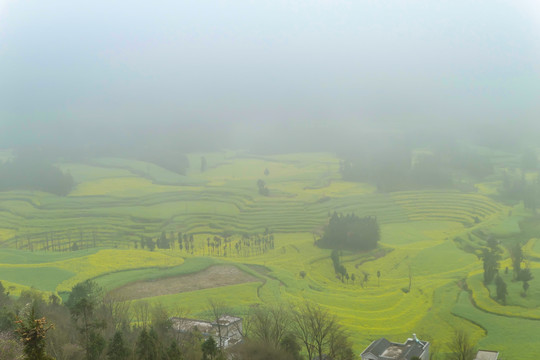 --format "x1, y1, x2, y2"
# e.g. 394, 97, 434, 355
0, 332, 23, 360
133, 301, 150, 329
207, 298, 228, 348
447, 330, 476, 360
248, 304, 292, 350
291, 301, 349, 360
327, 326, 355, 360
101, 294, 132, 334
